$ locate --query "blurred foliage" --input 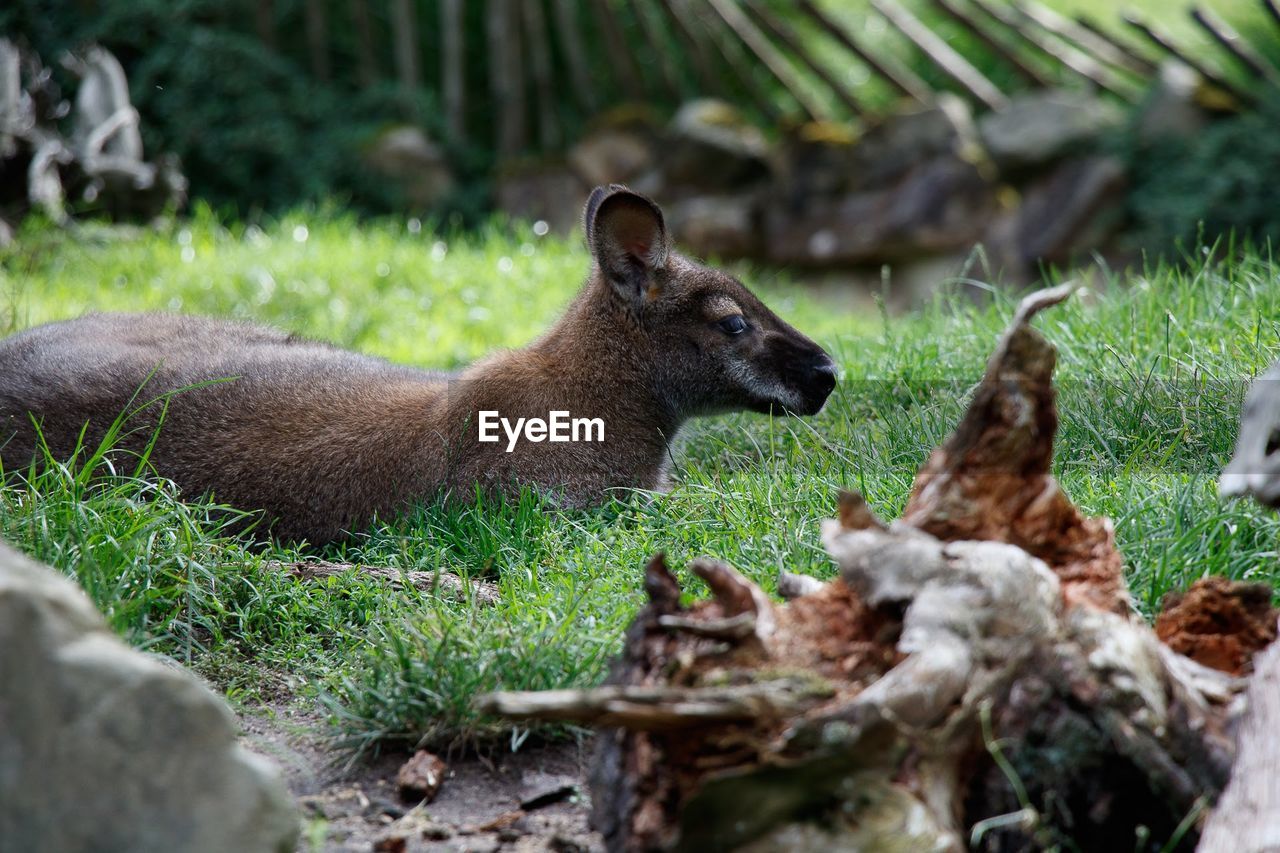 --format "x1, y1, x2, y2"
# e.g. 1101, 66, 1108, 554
0, 0, 490, 219
1119, 94, 1280, 253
